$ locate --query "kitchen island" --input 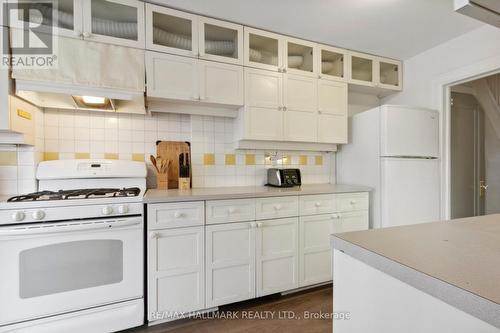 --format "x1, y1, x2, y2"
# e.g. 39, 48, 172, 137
331, 214, 500, 333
